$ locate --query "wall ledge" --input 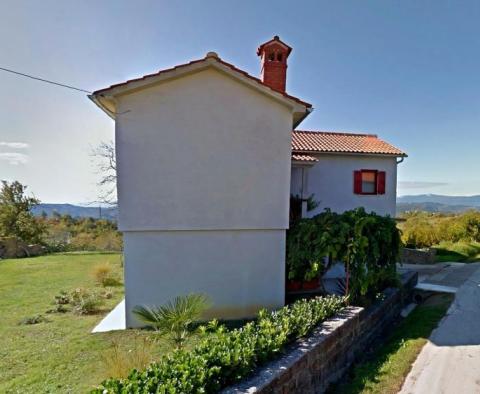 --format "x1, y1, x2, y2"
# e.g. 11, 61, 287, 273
223, 271, 418, 394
